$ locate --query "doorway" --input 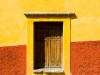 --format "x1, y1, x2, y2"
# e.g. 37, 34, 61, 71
34, 22, 63, 69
